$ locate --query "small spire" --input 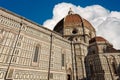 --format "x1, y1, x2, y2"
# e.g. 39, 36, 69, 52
68, 8, 73, 15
